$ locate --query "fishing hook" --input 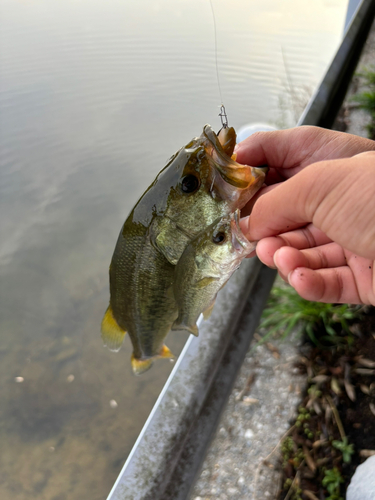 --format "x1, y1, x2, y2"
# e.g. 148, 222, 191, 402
219, 104, 228, 129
